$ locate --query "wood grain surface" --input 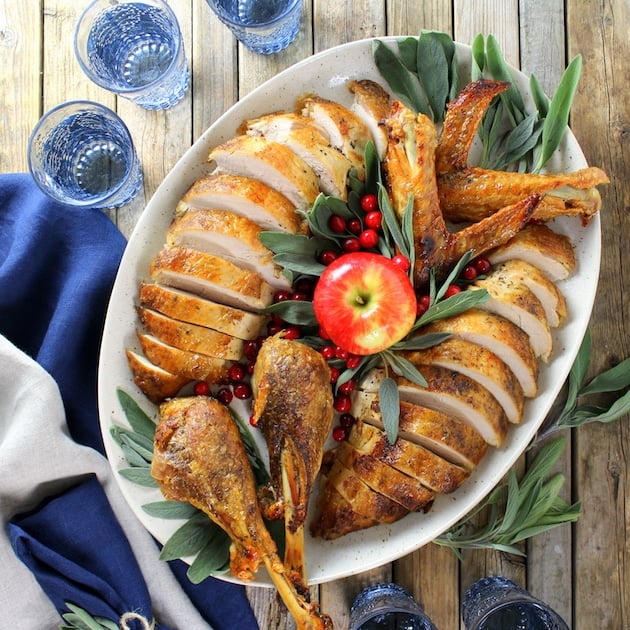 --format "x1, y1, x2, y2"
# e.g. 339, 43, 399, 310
1, 0, 627, 628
